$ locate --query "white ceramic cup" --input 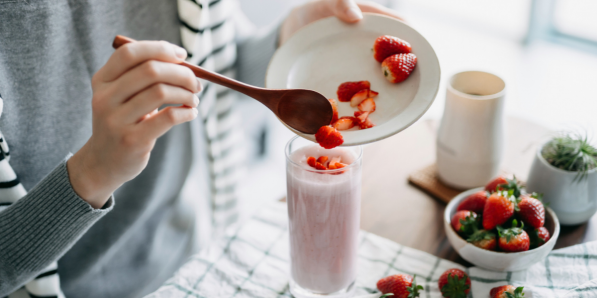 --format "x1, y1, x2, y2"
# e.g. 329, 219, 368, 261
526, 143, 597, 225
437, 71, 506, 189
